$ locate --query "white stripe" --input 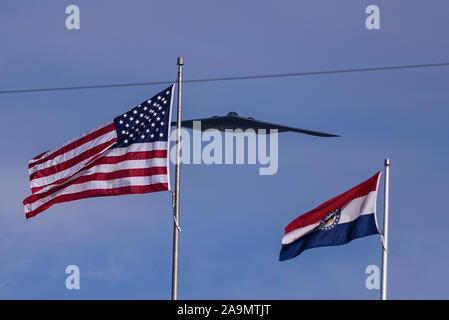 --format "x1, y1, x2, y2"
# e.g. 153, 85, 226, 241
281, 191, 378, 245
25, 175, 168, 213
166, 84, 175, 192
30, 140, 117, 189
28, 129, 117, 176
30, 141, 168, 189
338, 190, 377, 224
104, 141, 168, 157
29, 122, 113, 165
32, 157, 168, 195
281, 222, 320, 245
